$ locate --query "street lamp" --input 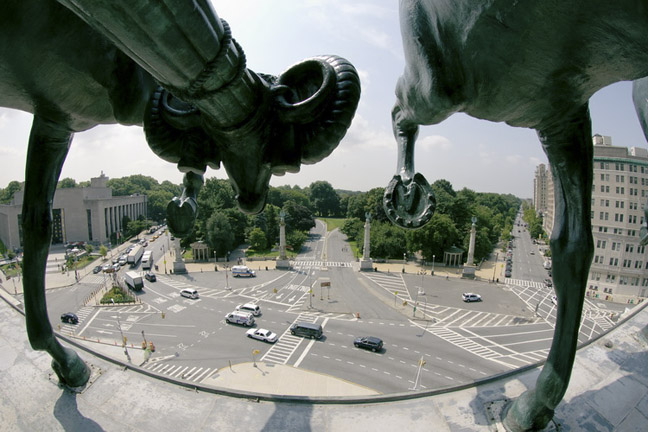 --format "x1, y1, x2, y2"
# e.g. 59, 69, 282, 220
432, 255, 435, 275
403, 252, 406, 273
492, 252, 498, 282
